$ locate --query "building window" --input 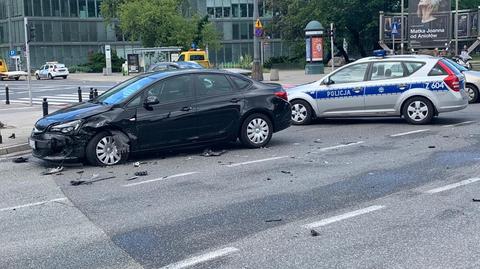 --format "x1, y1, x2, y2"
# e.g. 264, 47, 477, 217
240, 23, 248, 39
231, 4, 238, 17
43, 0, 51, 16
240, 4, 247, 17
259, 2, 264, 17
61, 0, 69, 16
87, 0, 95, 17
52, 0, 60, 16
79, 0, 87, 18
70, 0, 78, 17
24, 0, 33, 16
214, 7, 222, 18
97, 0, 103, 17
232, 23, 239, 40
248, 3, 253, 17
207, 7, 214, 18
223, 7, 230, 18
248, 23, 253, 39
33, 0, 41, 16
